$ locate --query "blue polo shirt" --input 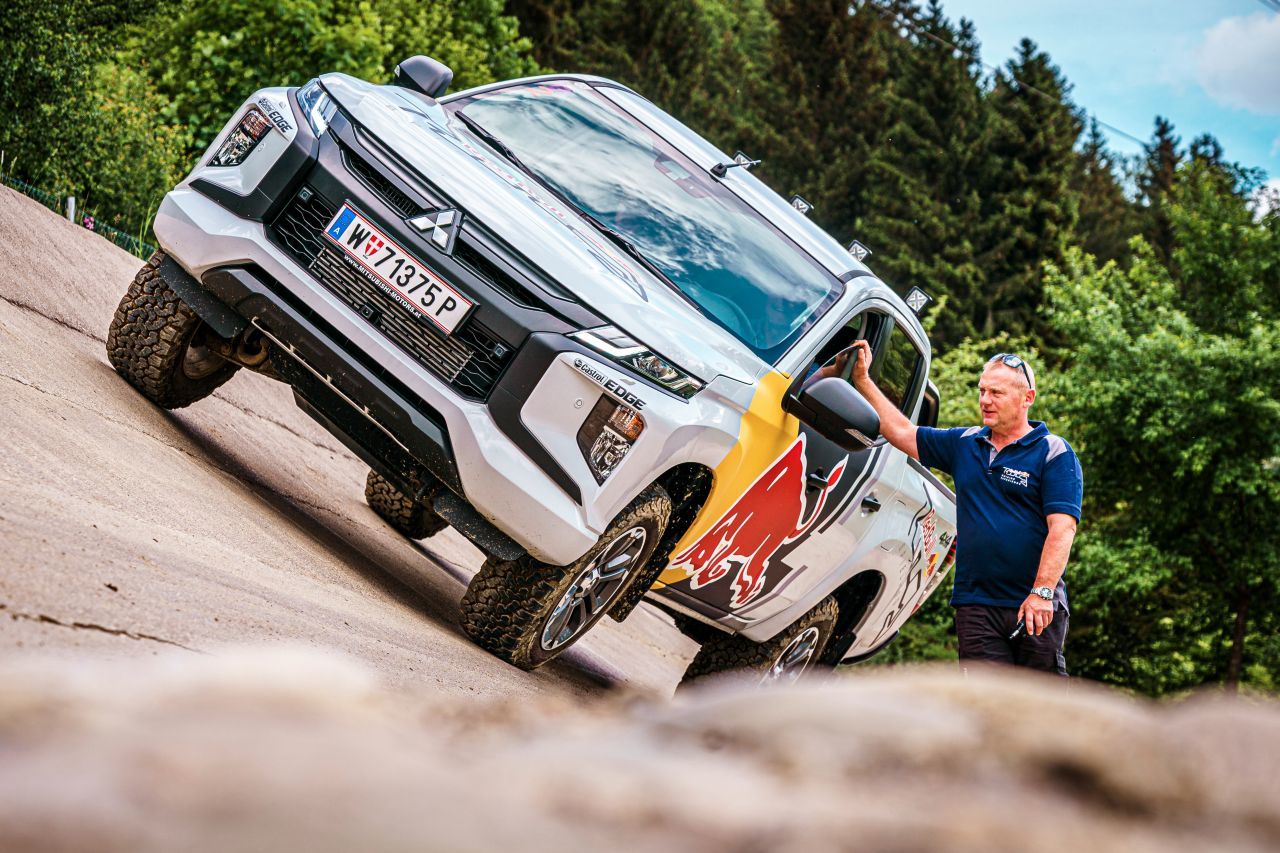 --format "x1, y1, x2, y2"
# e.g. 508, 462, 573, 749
916, 421, 1083, 610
